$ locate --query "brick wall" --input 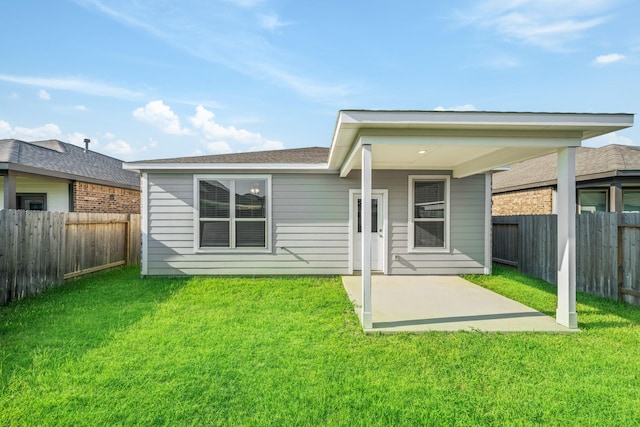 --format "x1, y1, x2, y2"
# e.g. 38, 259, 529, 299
73, 182, 140, 214
492, 187, 554, 216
